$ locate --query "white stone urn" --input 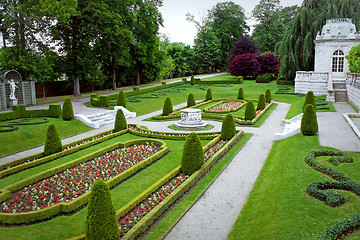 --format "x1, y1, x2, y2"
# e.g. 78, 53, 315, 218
175, 108, 208, 128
